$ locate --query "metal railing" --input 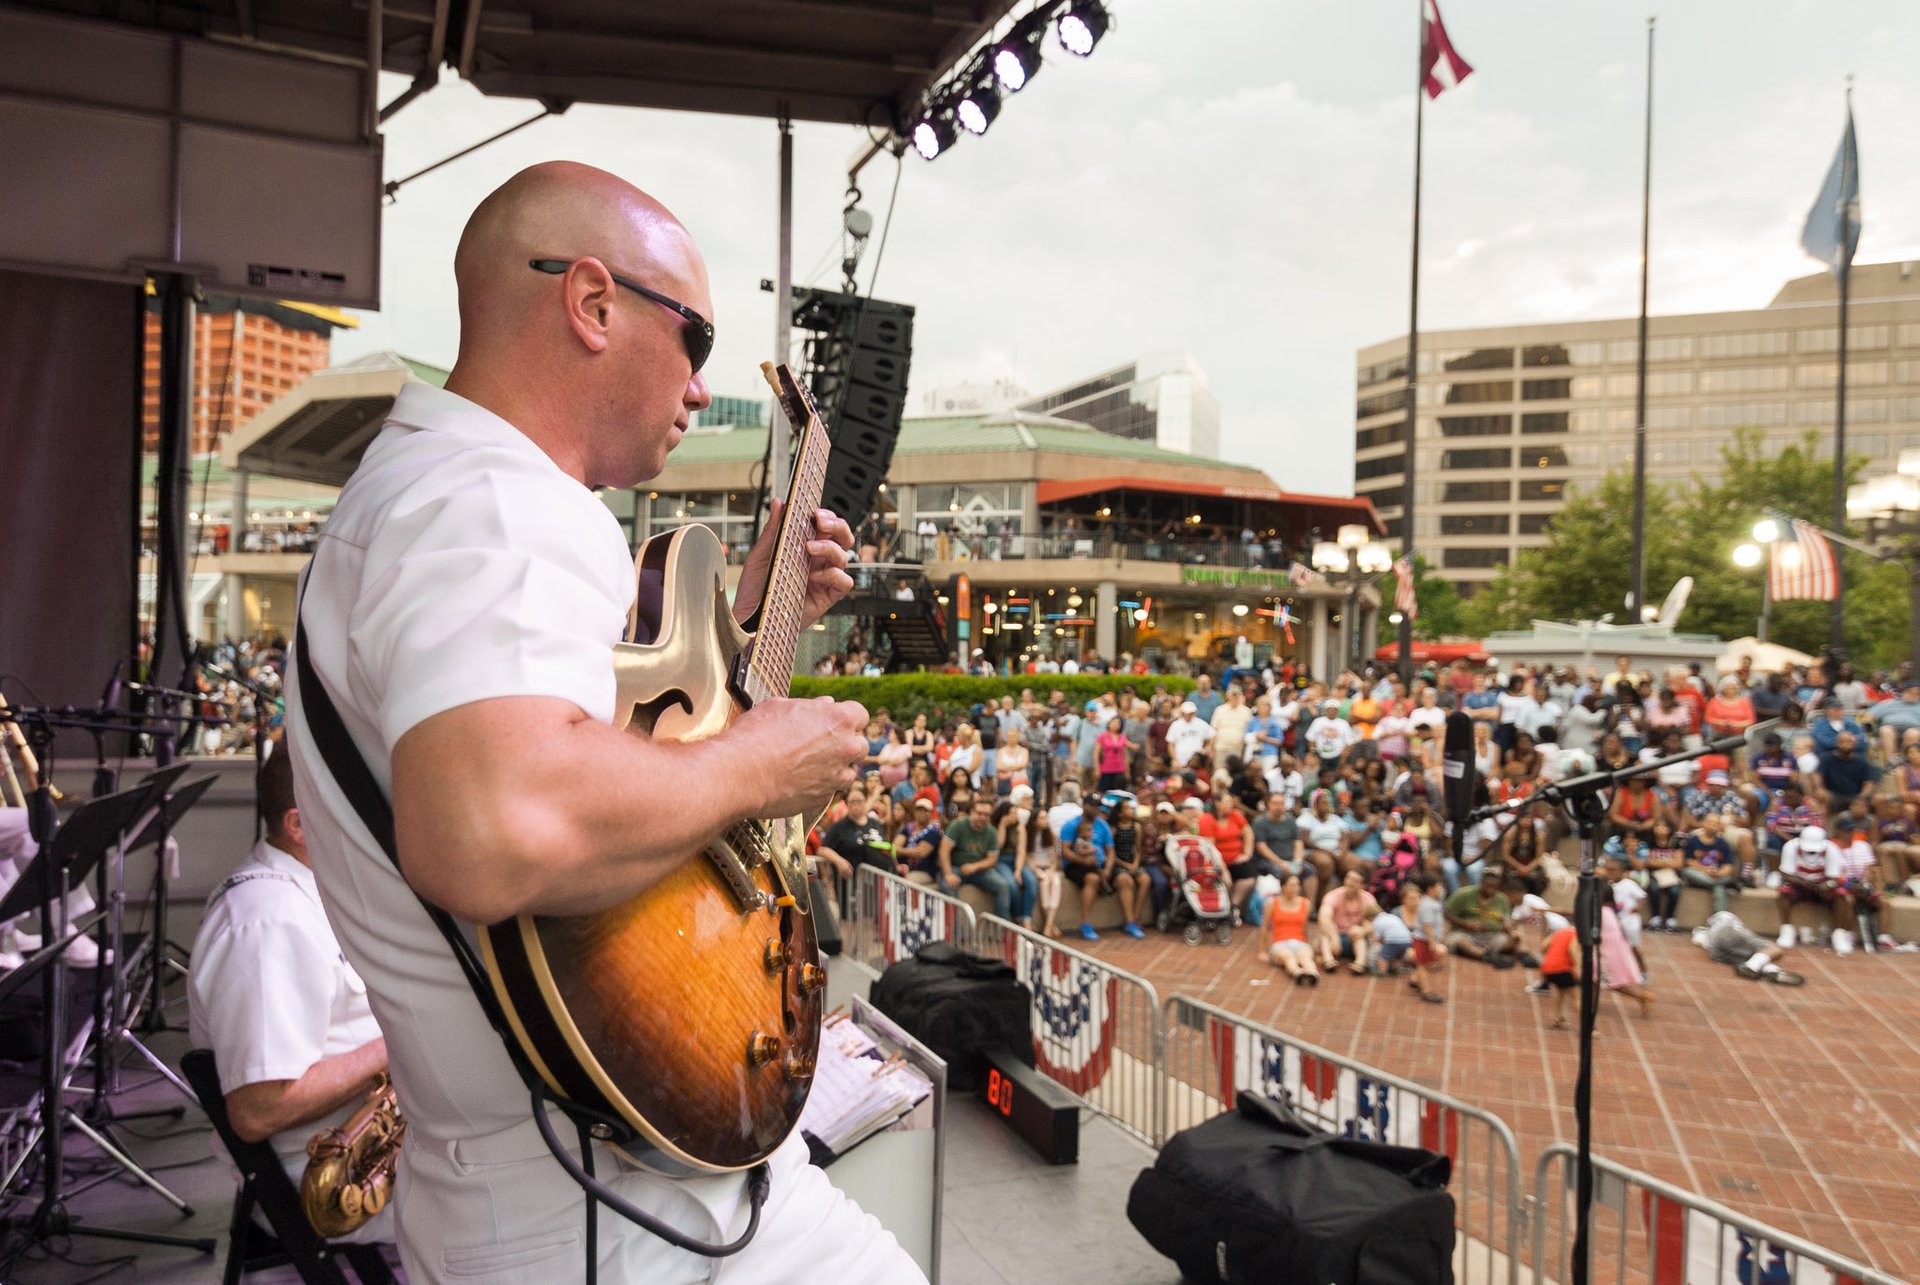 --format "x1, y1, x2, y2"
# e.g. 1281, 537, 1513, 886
1161, 994, 1526, 1285
1528, 1144, 1904, 1285
890, 529, 1296, 571
843, 864, 978, 976
968, 914, 1163, 1147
